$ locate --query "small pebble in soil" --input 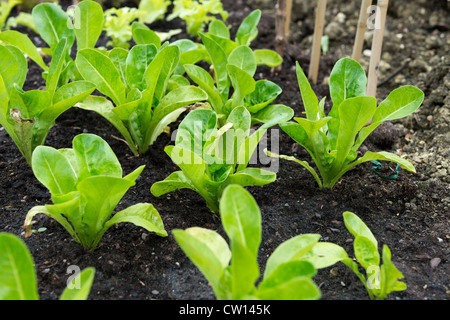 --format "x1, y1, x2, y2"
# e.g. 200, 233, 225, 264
151, 290, 159, 295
